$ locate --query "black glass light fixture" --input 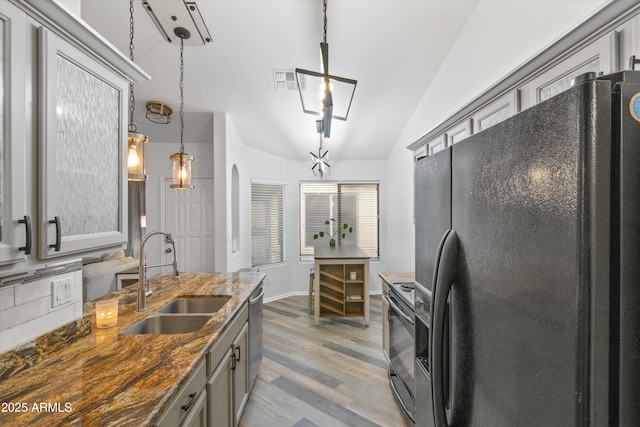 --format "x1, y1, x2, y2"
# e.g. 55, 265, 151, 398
170, 27, 195, 190
127, 0, 149, 181
295, 0, 357, 138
